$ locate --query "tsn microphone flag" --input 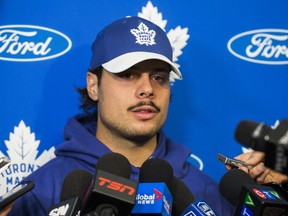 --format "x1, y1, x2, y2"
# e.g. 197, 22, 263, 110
82, 169, 138, 215
131, 182, 173, 216
180, 200, 218, 216
234, 184, 288, 216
